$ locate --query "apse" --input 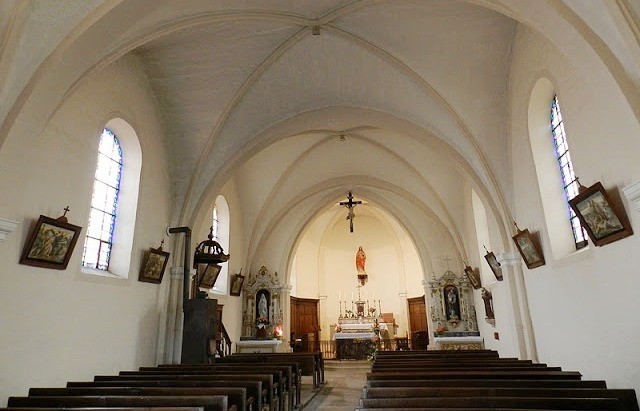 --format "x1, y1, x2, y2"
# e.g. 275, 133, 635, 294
289, 197, 424, 341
